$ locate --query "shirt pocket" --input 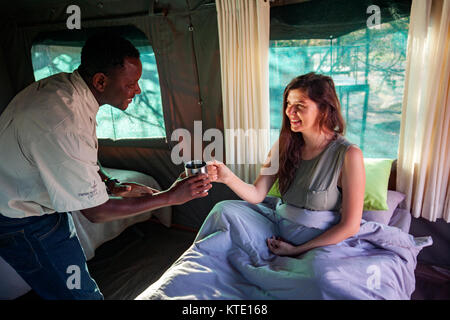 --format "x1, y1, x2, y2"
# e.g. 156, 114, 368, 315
306, 189, 328, 211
